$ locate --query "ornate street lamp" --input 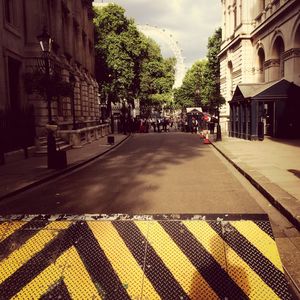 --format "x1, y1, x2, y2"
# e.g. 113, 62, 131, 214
37, 26, 52, 53
121, 99, 128, 135
37, 26, 57, 168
